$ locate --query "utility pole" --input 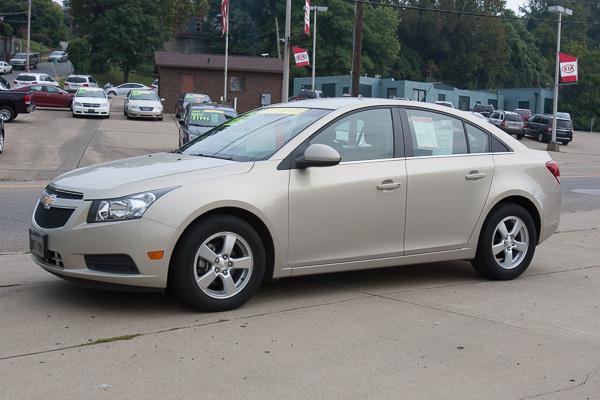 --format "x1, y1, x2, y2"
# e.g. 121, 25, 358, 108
310, 5, 328, 90
547, 5, 572, 152
275, 17, 281, 59
351, 1, 364, 97
26, 0, 31, 72
282, 0, 292, 101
